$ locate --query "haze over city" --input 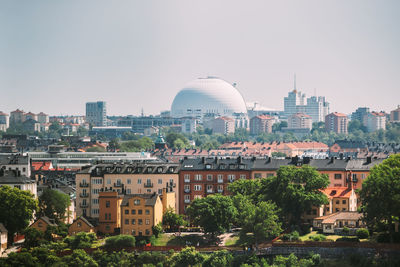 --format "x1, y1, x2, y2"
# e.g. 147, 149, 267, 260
1, 0, 399, 115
